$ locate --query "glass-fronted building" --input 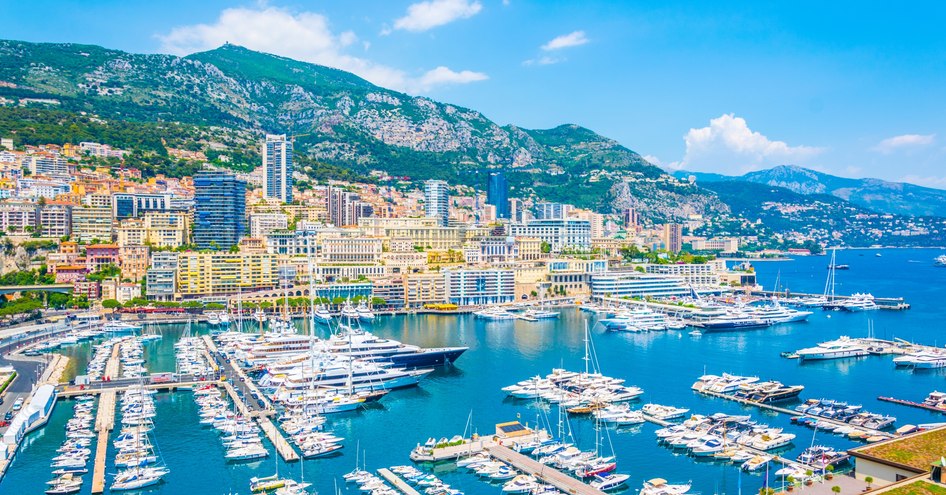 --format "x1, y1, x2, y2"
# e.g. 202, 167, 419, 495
487, 171, 509, 219
194, 171, 246, 250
